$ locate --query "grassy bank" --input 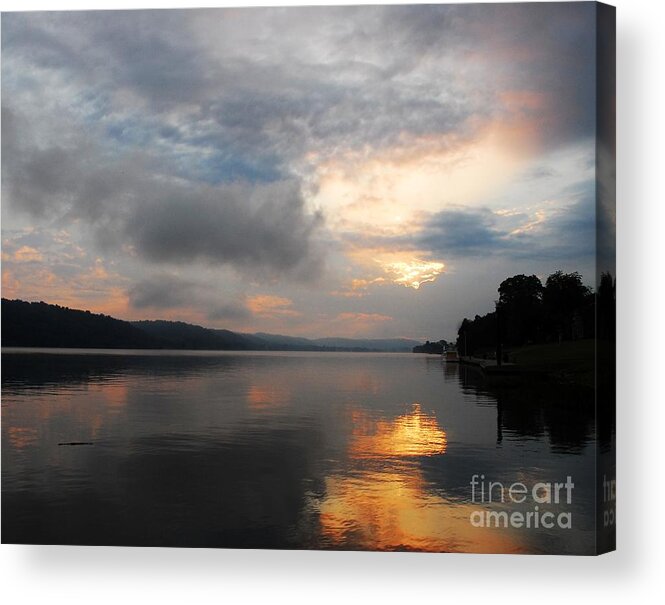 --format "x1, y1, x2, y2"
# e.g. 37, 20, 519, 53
506, 339, 595, 388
